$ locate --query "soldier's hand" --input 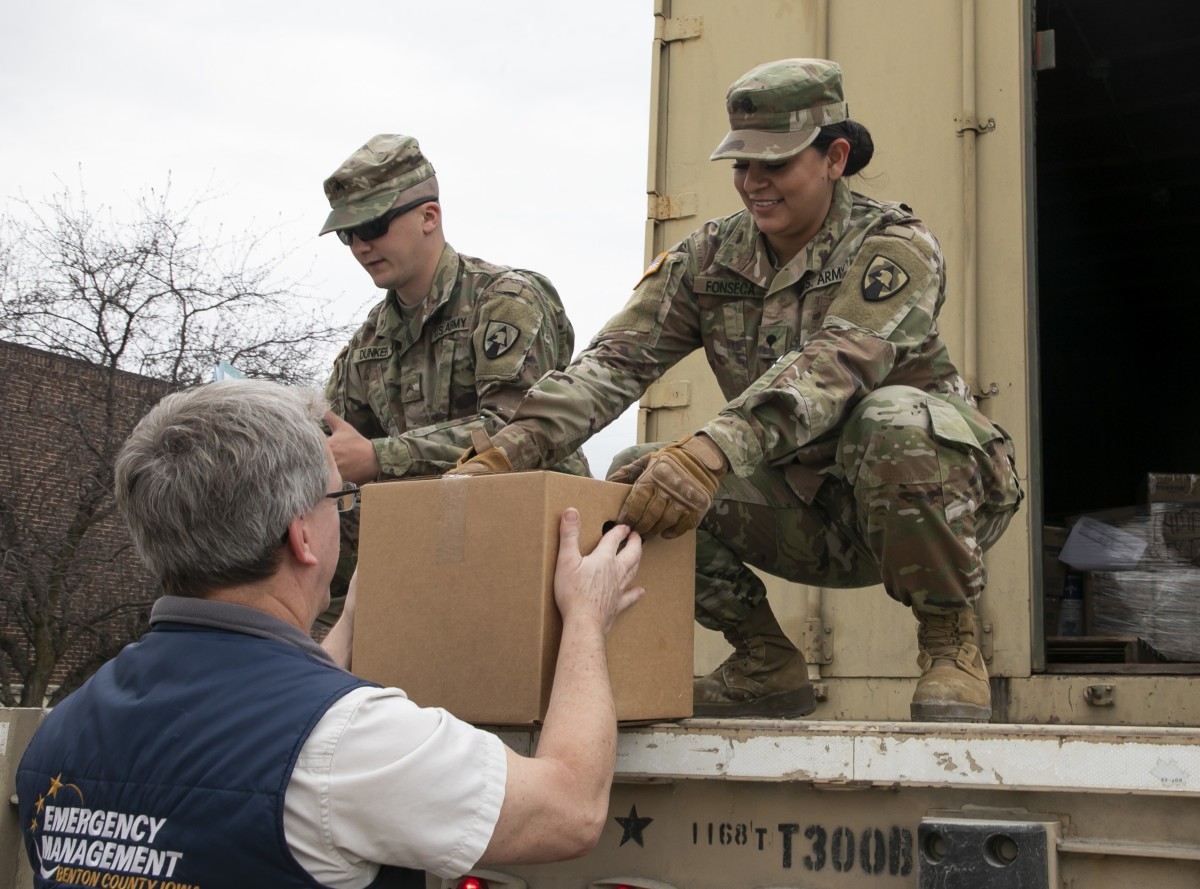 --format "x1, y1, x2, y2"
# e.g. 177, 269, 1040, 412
614, 433, 728, 539
606, 451, 653, 485
444, 428, 513, 477
324, 412, 382, 485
